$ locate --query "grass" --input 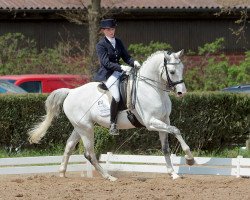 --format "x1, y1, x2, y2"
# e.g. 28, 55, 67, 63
0, 146, 250, 158
115, 147, 250, 158
190, 147, 250, 158
0, 145, 66, 158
